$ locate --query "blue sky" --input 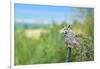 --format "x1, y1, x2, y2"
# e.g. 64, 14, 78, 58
14, 3, 90, 24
